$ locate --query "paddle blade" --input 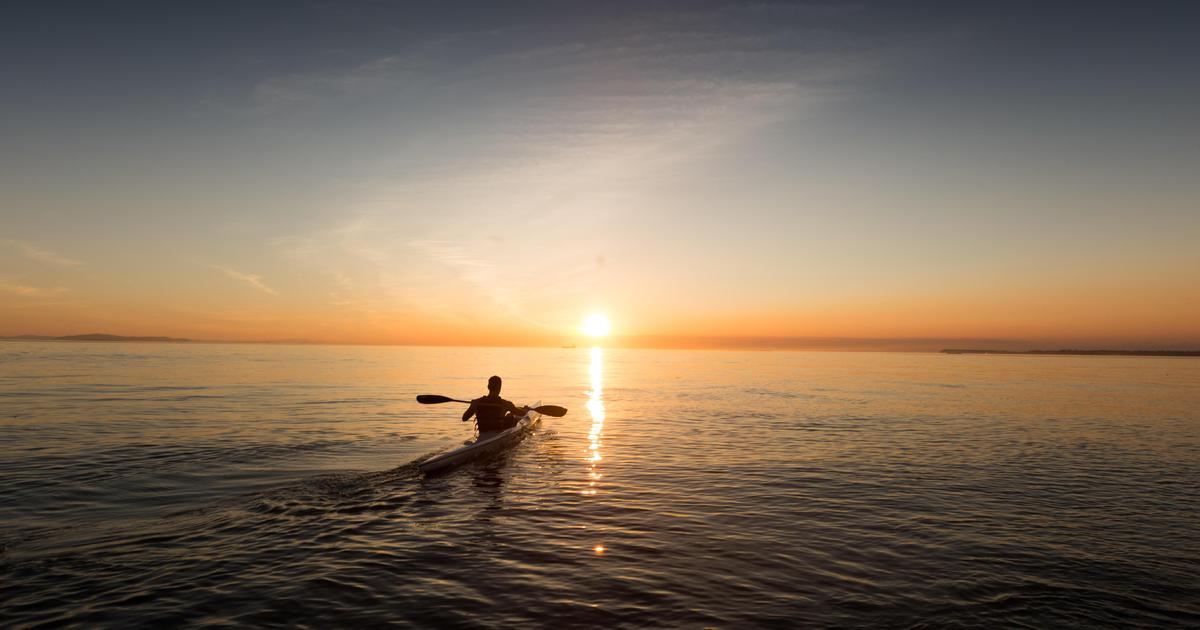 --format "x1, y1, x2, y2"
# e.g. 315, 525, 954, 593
534, 405, 568, 417
416, 394, 455, 404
